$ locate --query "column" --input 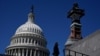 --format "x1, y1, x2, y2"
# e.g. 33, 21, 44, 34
34, 50, 36, 56
14, 49, 16, 56
9, 50, 10, 55
10, 50, 12, 55
8, 50, 9, 55
39, 51, 41, 56
26, 49, 28, 56
32, 49, 34, 56
22, 49, 24, 56
20, 49, 22, 56
30, 49, 32, 56
37, 50, 38, 56
12, 49, 15, 56
37, 50, 40, 56
43, 52, 45, 56
10, 50, 11, 55
18, 49, 21, 56
42, 51, 44, 56
41, 51, 43, 56
44, 52, 45, 56
16, 49, 18, 56
9, 50, 11, 55
5, 50, 7, 55
24, 49, 26, 56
